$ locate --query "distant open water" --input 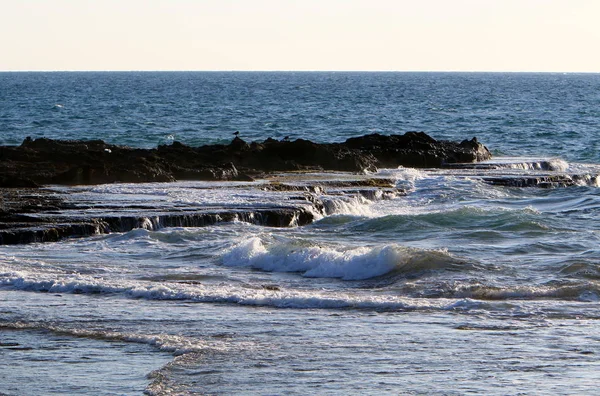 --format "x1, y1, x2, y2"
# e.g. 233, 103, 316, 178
1, 72, 600, 395
1, 72, 599, 161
